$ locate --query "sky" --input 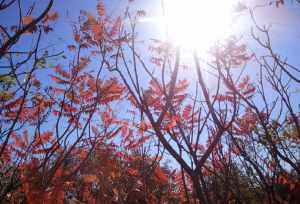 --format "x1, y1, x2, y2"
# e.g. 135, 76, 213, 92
1, 0, 300, 68
1, 0, 300, 129
1, 0, 300, 123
